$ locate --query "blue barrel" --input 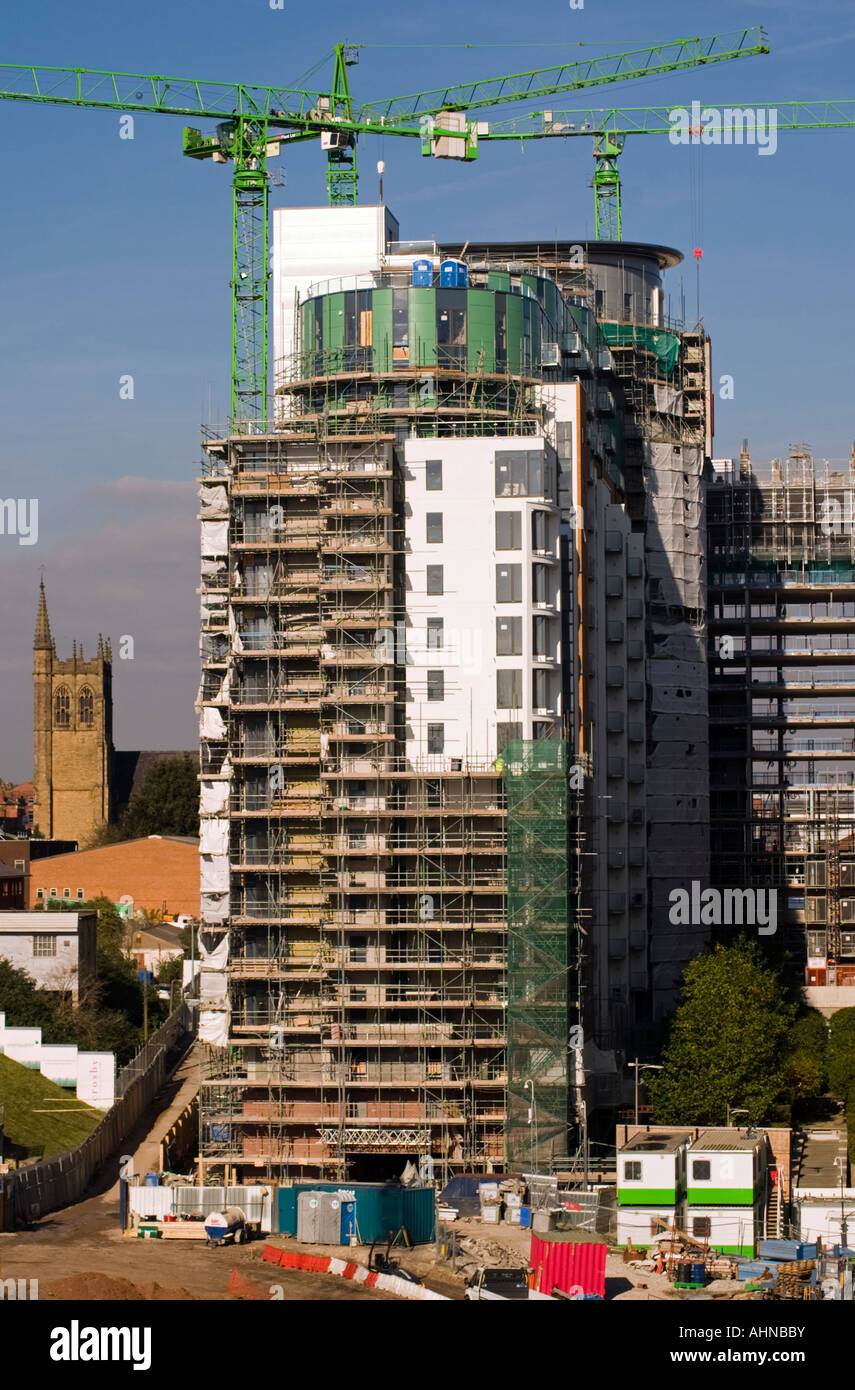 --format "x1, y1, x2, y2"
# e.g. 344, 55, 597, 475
690, 1262, 707, 1285
412, 259, 432, 287
520, 1206, 532, 1229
